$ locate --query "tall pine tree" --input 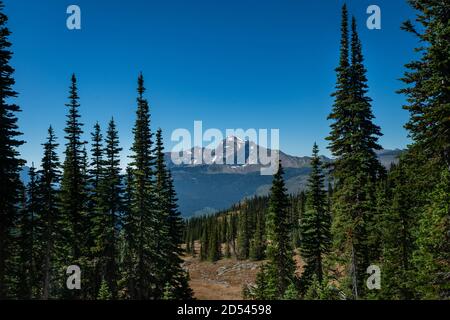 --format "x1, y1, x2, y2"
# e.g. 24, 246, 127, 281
93, 118, 123, 299
38, 126, 61, 299
300, 144, 331, 290
0, 0, 25, 299
327, 9, 383, 299
254, 162, 296, 299
123, 74, 158, 299
59, 74, 88, 298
